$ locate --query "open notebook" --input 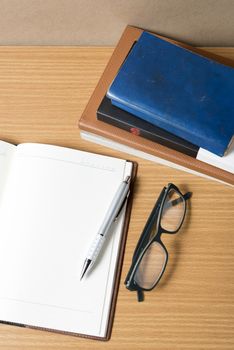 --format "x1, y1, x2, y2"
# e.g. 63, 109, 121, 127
0, 141, 135, 340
